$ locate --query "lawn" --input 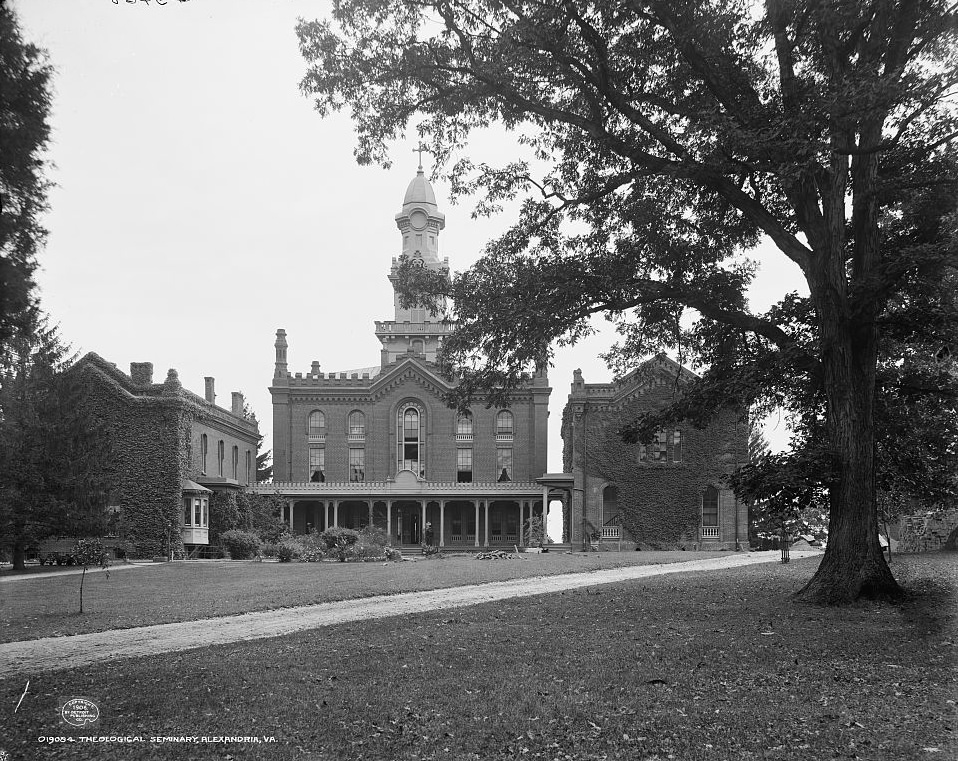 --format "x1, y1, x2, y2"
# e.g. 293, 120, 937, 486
0, 550, 727, 643
1, 552, 954, 760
